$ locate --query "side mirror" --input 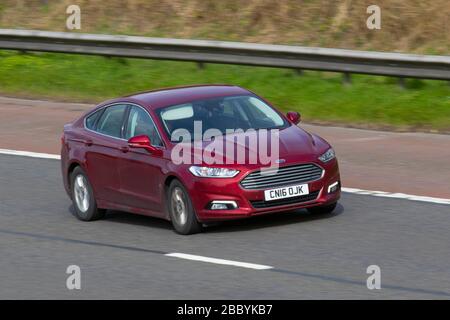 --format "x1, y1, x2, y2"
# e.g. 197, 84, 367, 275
286, 111, 301, 124
128, 135, 162, 156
